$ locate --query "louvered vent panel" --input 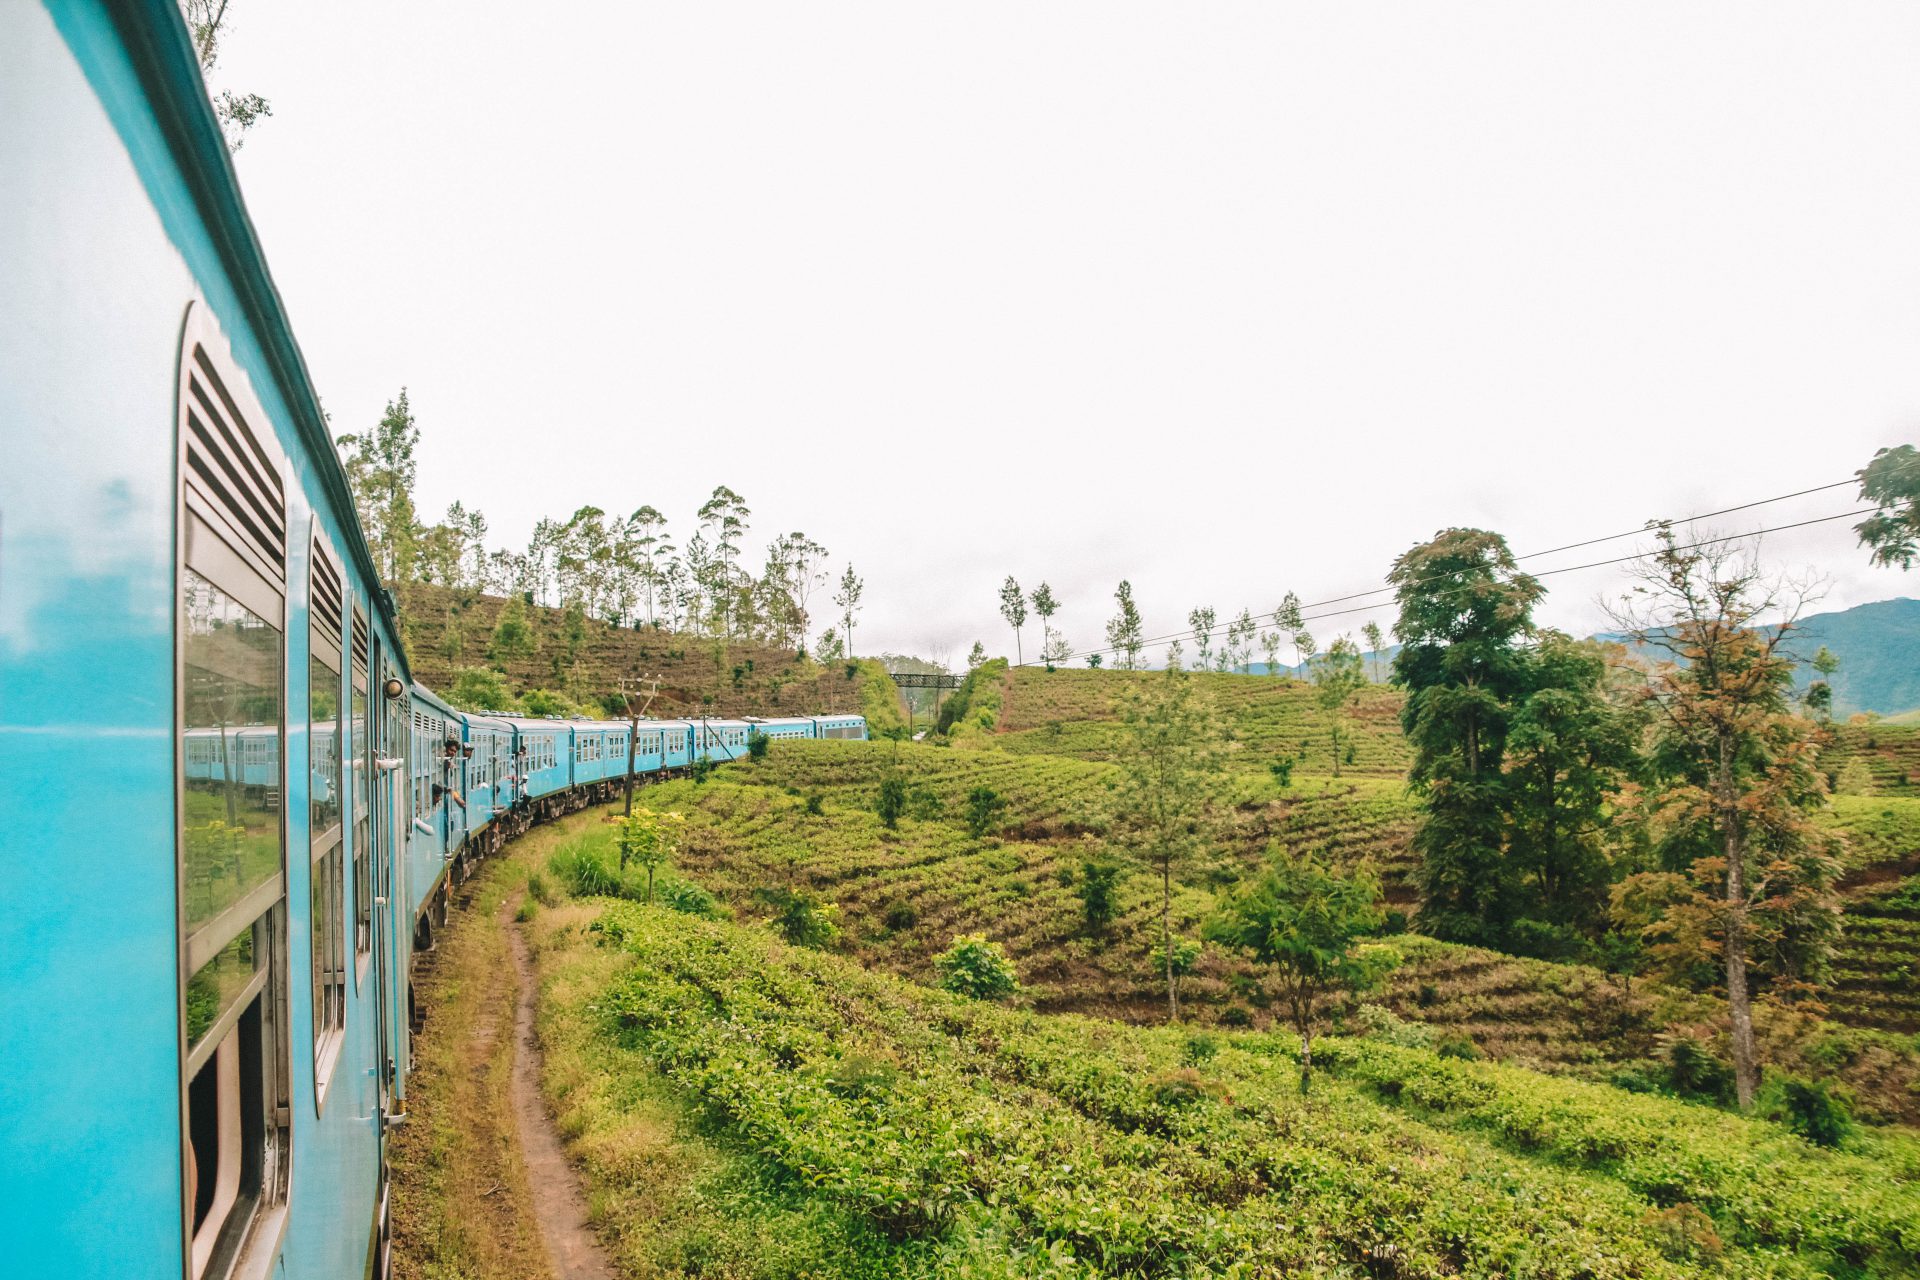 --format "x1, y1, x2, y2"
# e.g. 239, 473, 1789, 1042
311, 542, 344, 651
351, 608, 369, 676
184, 344, 285, 584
